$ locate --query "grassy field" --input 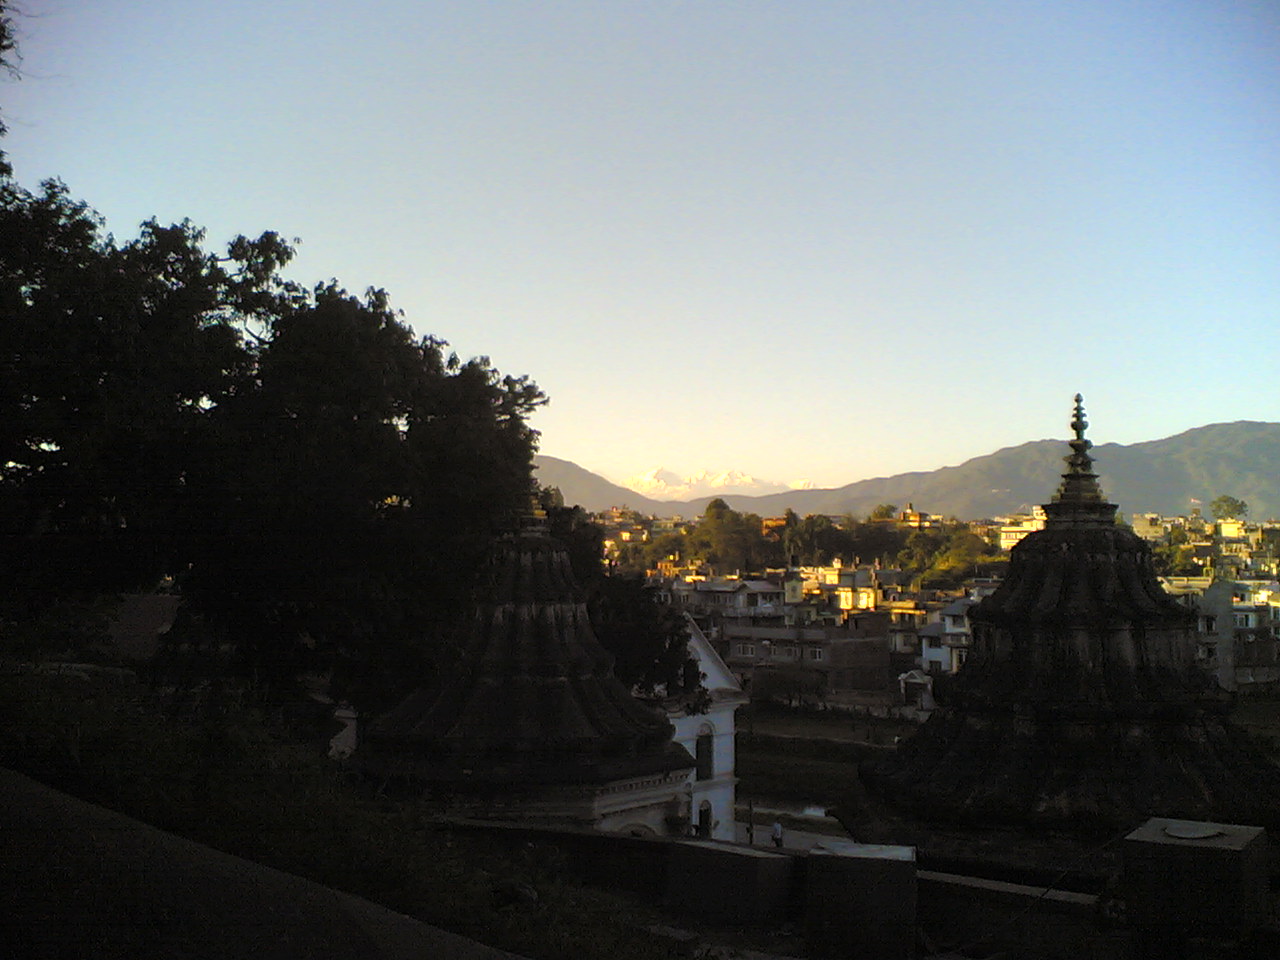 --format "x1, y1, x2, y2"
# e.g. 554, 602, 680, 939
735, 746, 868, 809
